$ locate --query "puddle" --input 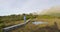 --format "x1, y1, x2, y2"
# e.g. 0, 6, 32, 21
32, 21, 48, 25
